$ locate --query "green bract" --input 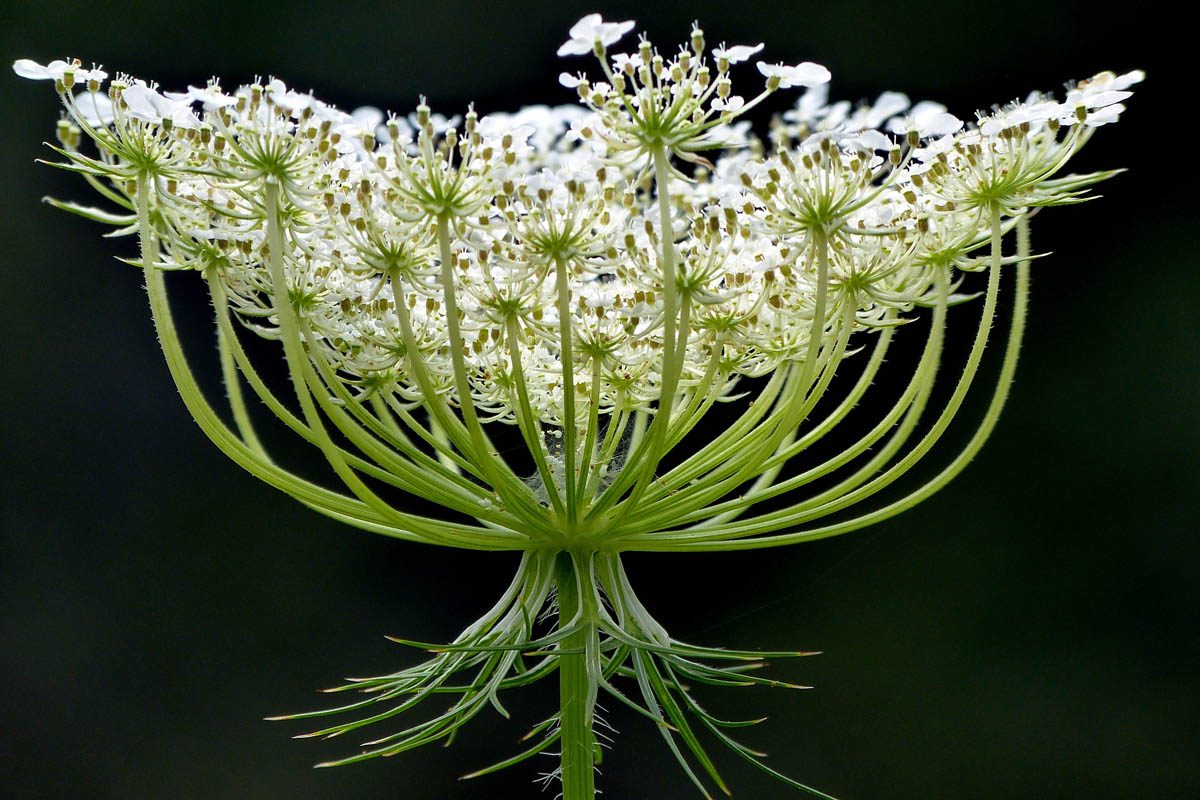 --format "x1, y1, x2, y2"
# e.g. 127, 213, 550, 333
16, 15, 1139, 799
